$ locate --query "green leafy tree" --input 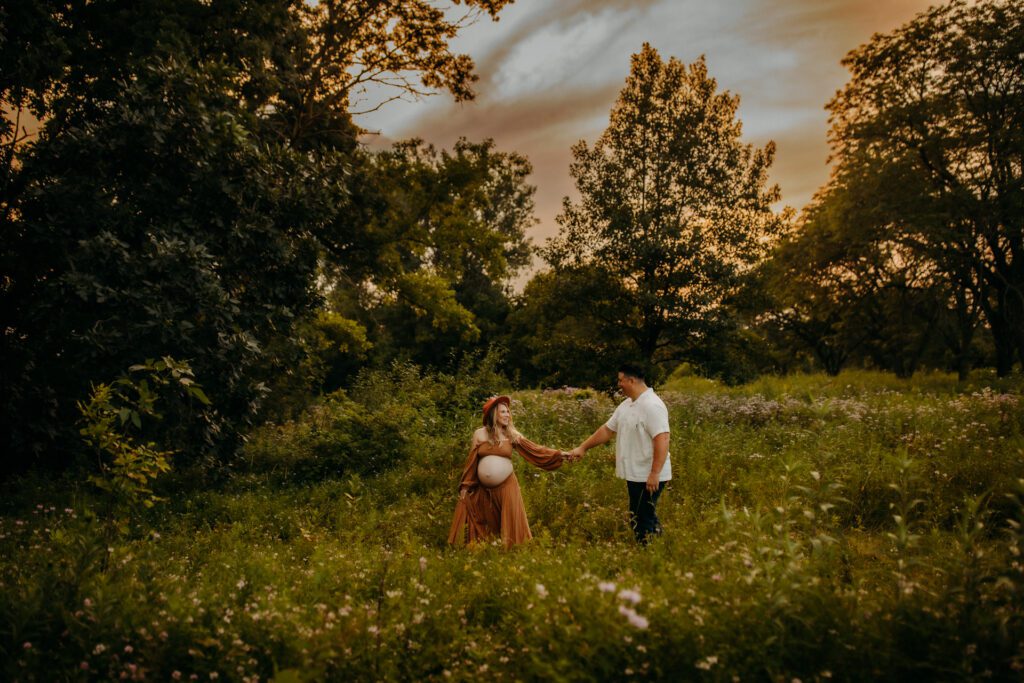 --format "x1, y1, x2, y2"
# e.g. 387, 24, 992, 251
826, 0, 1024, 375
0, 0, 516, 469
504, 268, 636, 388
334, 138, 535, 369
543, 44, 787, 372
3, 59, 340, 466
759, 156, 992, 379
